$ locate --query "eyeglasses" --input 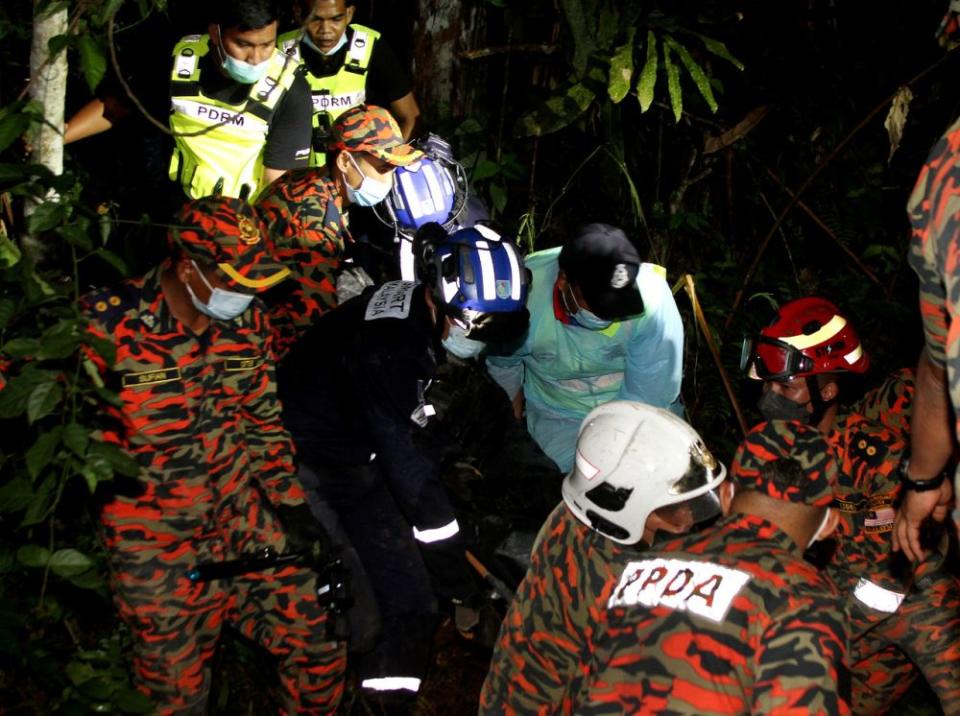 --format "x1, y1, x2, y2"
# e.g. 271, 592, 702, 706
740, 335, 813, 381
